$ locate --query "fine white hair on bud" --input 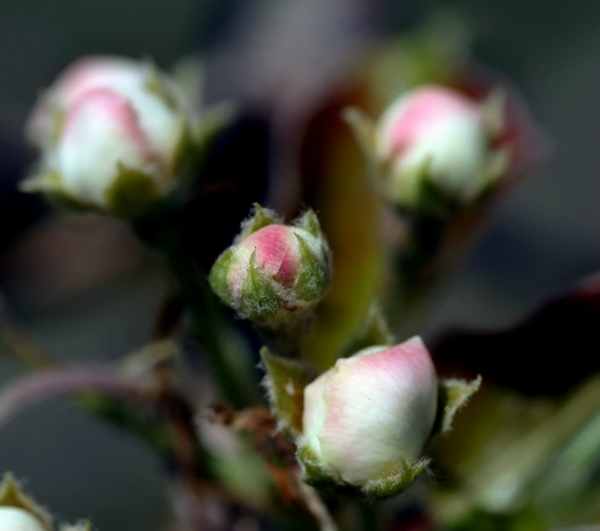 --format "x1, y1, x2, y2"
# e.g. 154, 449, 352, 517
24, 56, 195, 215
0, 506, 47, 531
299, 336, 437, 486
209, 208, 332, 327
376, 85, 496, 210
